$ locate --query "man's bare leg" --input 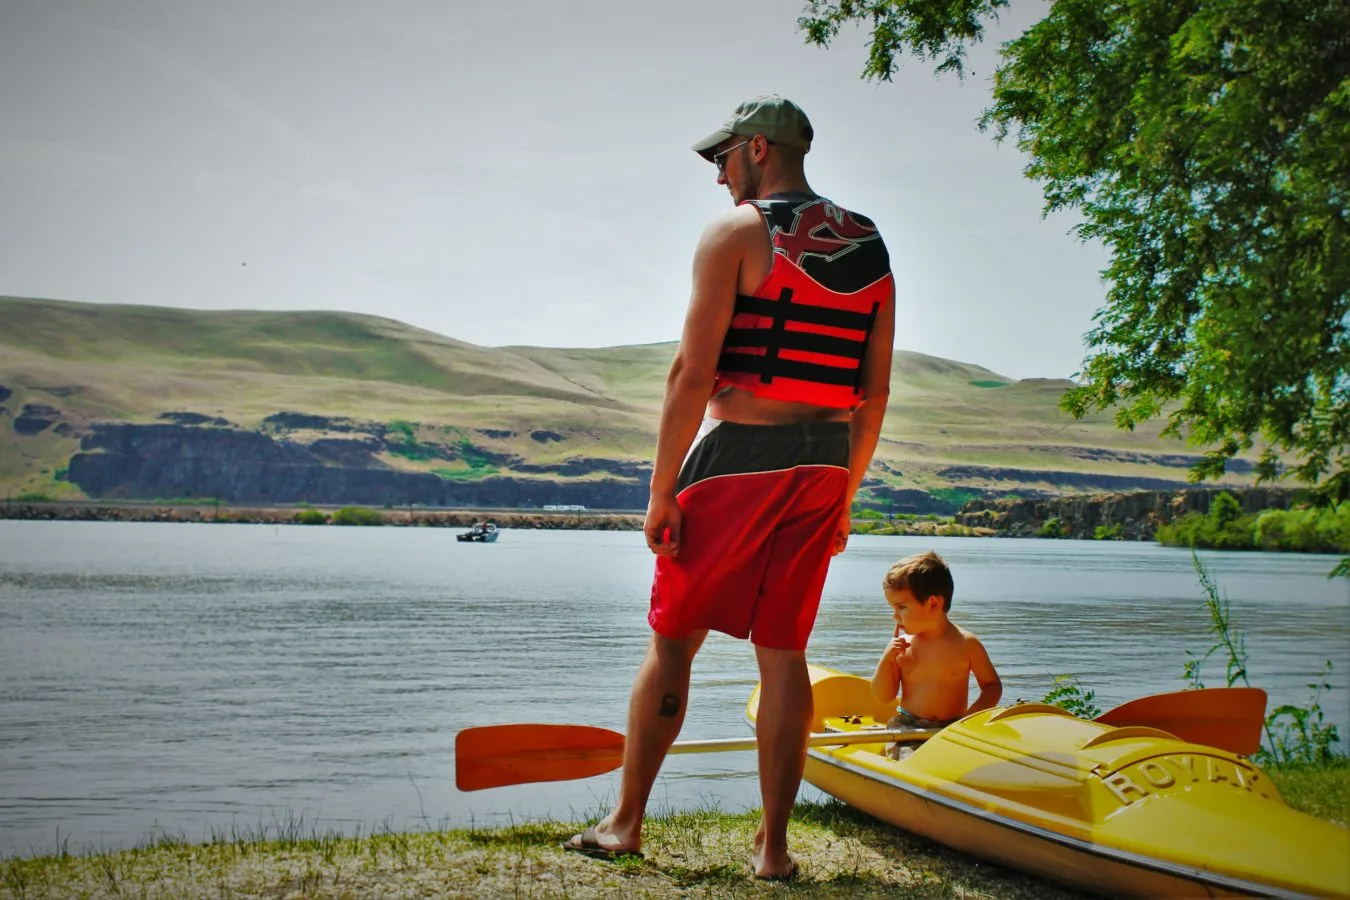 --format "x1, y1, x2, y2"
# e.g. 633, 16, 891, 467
750, 644, 812, 878
574, 629, 707, 854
